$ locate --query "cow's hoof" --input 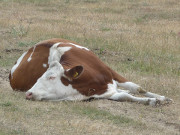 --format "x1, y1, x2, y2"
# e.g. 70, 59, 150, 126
148, 98, 160, 106
149, 97, 173, 106
161, 97, 173, 105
